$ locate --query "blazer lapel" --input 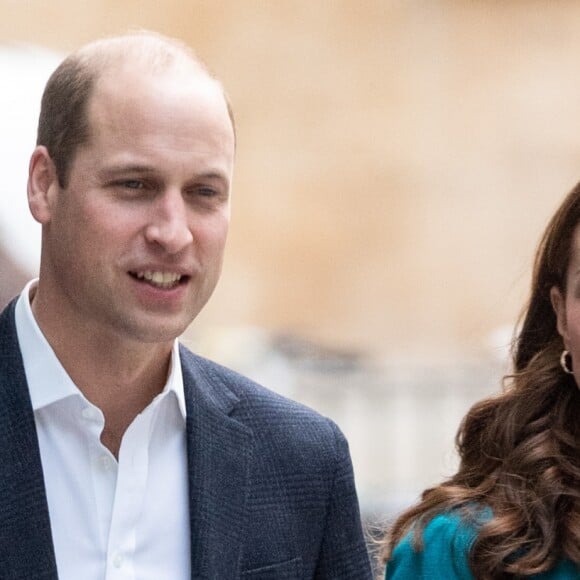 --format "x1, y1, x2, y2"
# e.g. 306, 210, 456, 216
0, 303, 254, 580
181, 347, 253, 580
0, 301, 58, 579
